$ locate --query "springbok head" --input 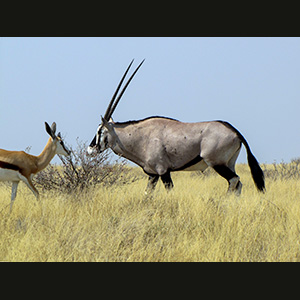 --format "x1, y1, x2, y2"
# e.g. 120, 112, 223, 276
88, 59, 145, 154
45, 122, 71, 156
